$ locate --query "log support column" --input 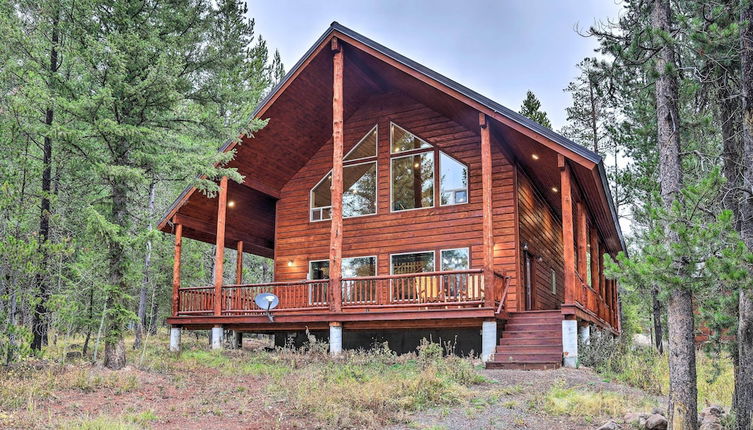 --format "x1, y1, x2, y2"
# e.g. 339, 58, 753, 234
214, 176, 228, 316
559, 155, 576, 306
235, 241, 244, 284
329, 322, 343, 355
481, 319, 497, 362
172, 222, 183, 317
577, 202, 588, 305
480, 113, 495, 308
329, 38, 344, 313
